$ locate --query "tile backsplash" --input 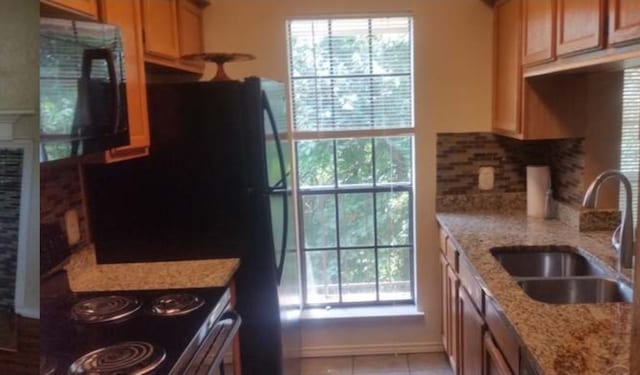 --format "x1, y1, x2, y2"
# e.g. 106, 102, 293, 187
40, 164, 90, 255
436, 132, 585, 206
0, 149, 23, 310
